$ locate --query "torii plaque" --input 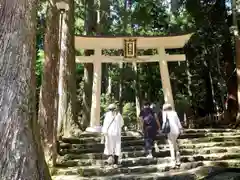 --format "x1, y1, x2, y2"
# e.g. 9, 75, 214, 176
124, 39, 137, 58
